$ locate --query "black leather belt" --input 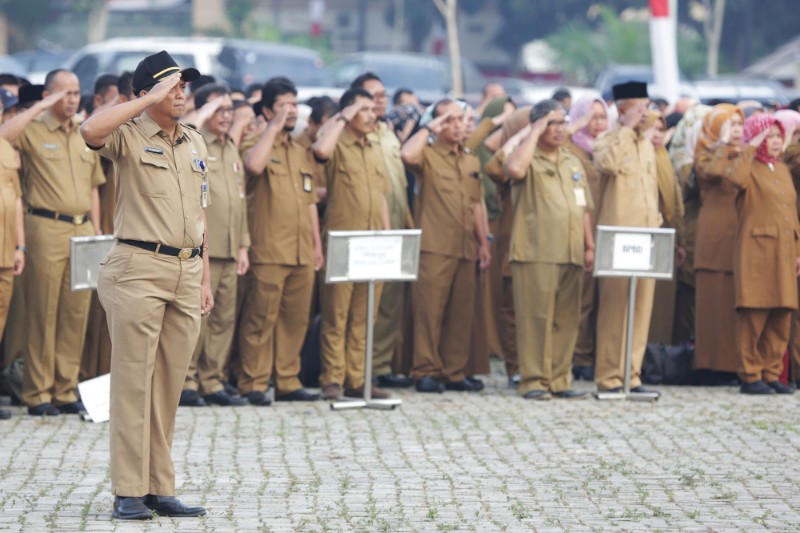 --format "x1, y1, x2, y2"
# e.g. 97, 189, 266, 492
29, 207, 89, 225
118, 239, 202, 259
